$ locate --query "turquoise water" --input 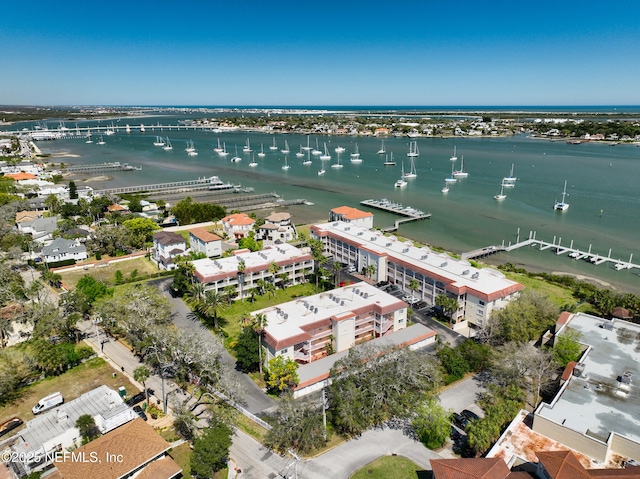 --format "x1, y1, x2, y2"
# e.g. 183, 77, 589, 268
15, 117, 640, 294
